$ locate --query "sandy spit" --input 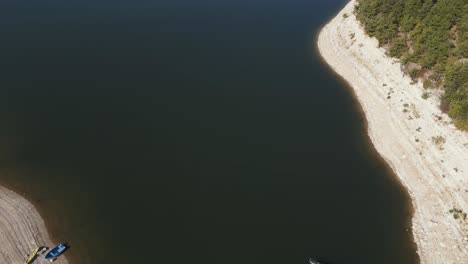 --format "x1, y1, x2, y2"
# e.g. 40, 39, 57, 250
0, 184, 69, 264
317, 1, 467, 263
